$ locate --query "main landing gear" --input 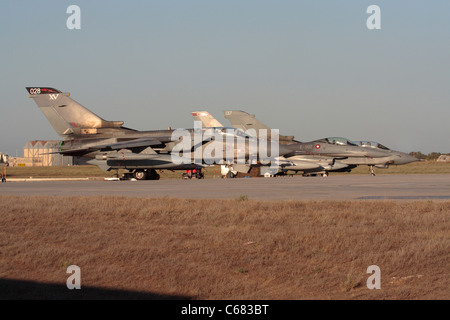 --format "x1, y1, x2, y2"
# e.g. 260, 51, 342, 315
134, 169, 160, 180
118, 169, 161, 180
